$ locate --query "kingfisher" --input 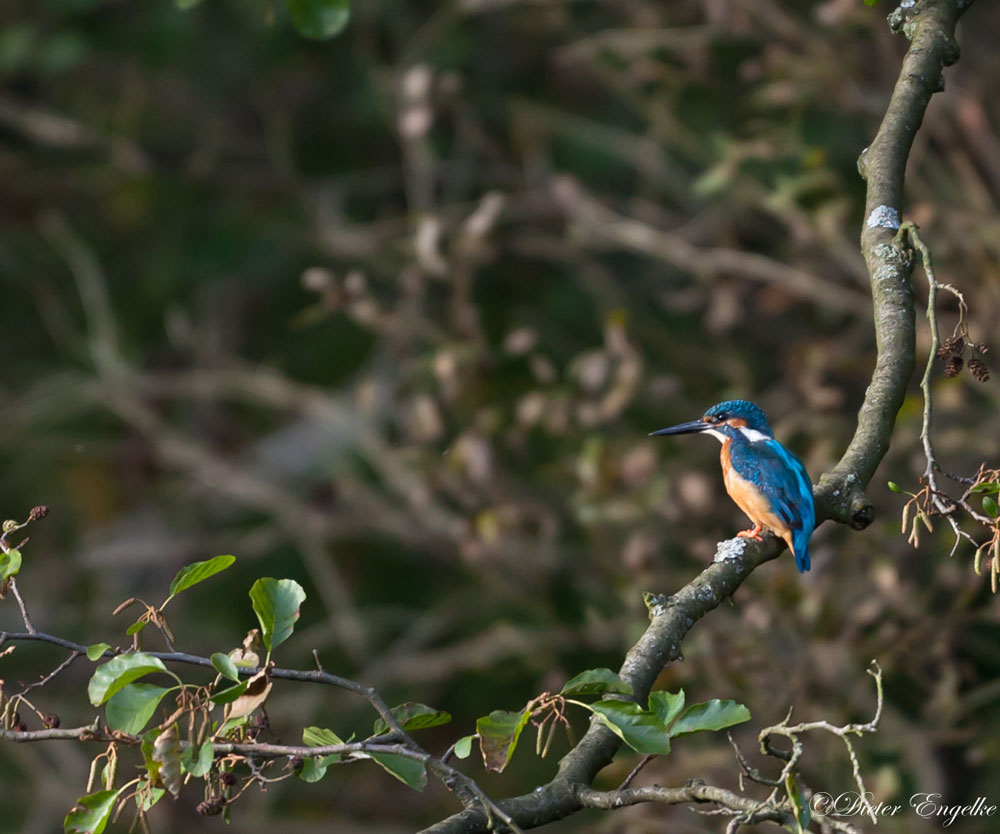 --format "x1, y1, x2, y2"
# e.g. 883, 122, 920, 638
650, 400, 815, 572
